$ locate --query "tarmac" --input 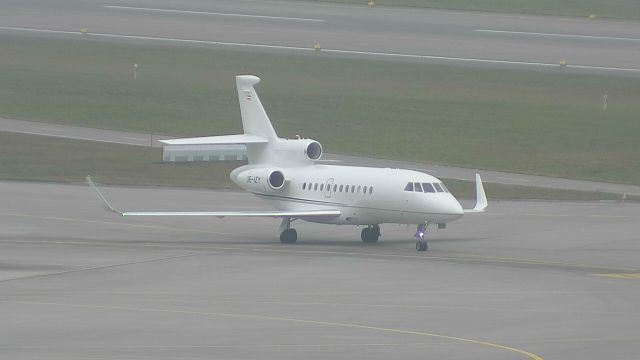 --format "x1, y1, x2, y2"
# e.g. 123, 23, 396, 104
1, 2, 639, 359
0, 180, 639, 359
0, 0, 639, 75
